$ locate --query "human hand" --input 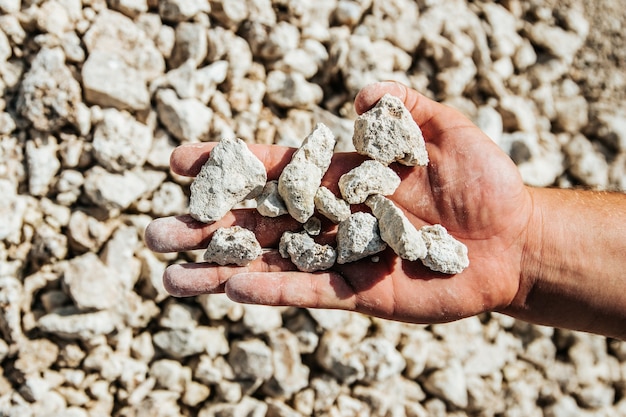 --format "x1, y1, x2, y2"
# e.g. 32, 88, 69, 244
145, 81, 534, 324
